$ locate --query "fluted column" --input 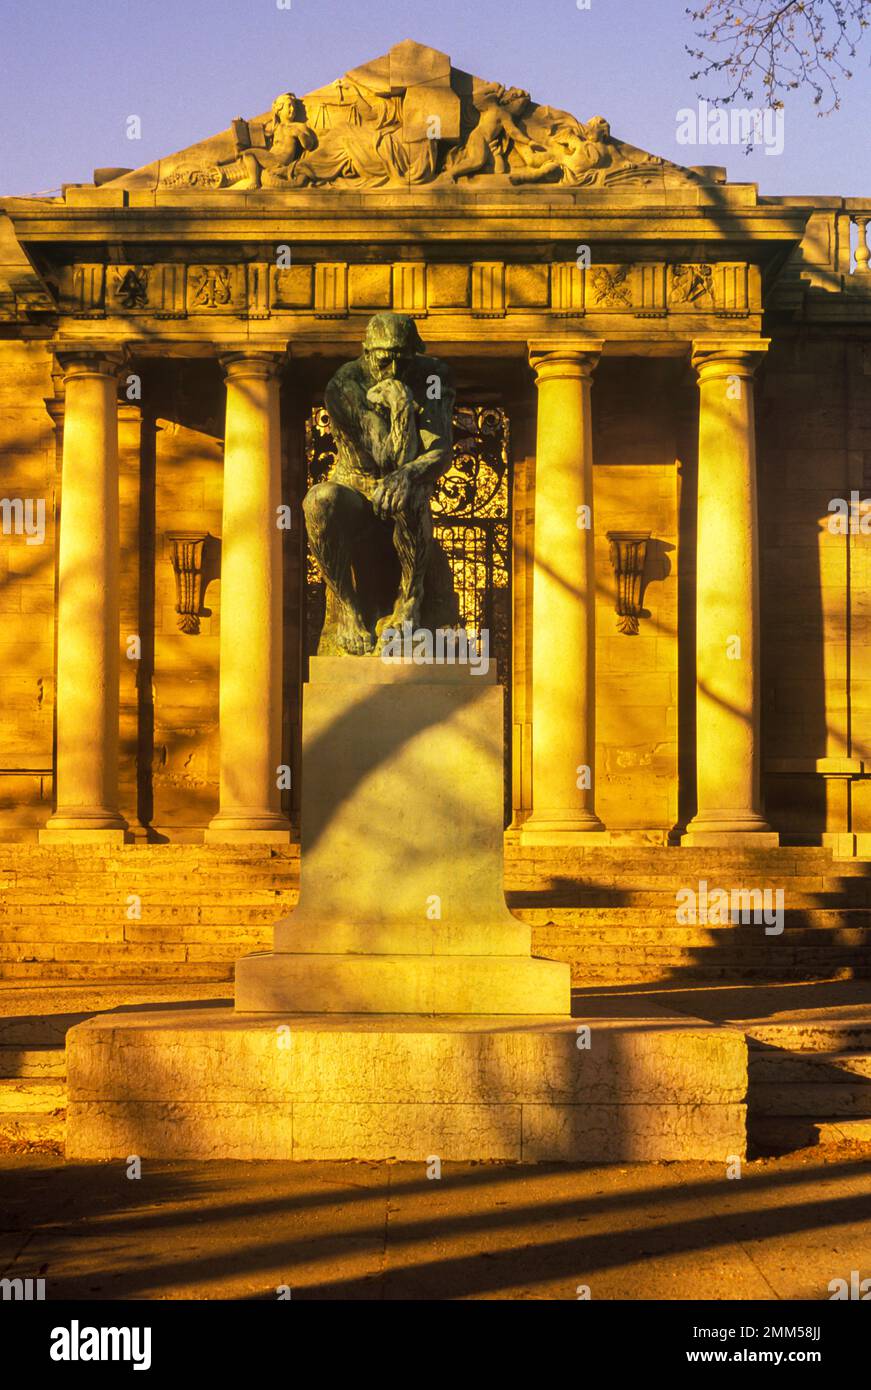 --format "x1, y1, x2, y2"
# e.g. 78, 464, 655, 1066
41, 353, 127, 842
522, 340, 607, 844
683, 340, 778, 846
206, 352, 291, 843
